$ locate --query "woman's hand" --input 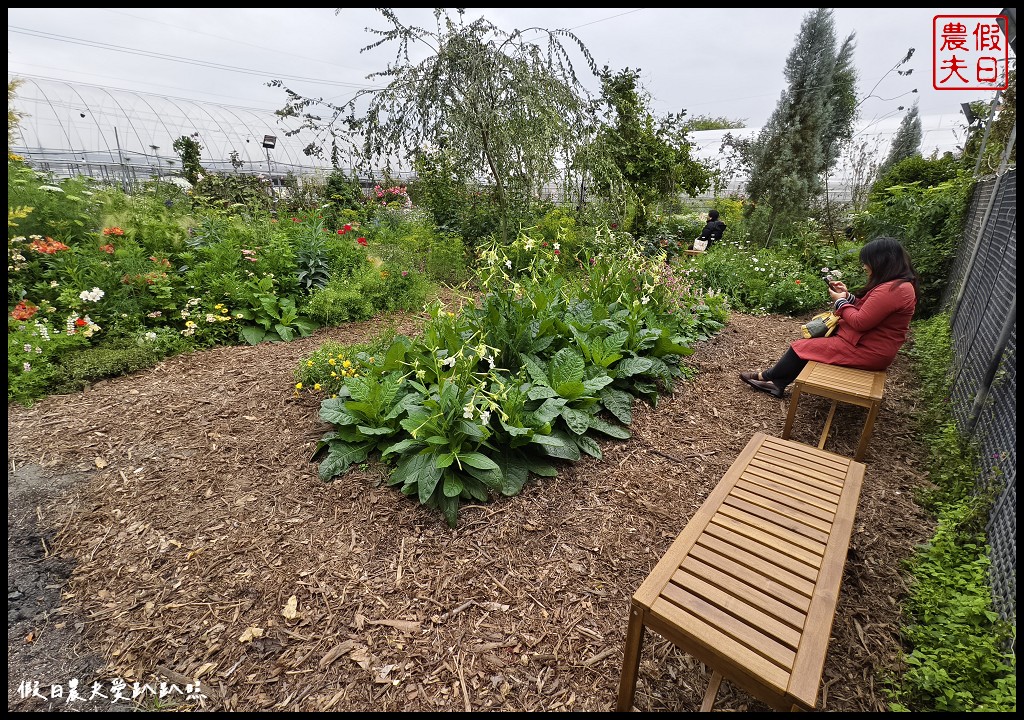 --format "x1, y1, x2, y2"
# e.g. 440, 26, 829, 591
828, 281, 848, 301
